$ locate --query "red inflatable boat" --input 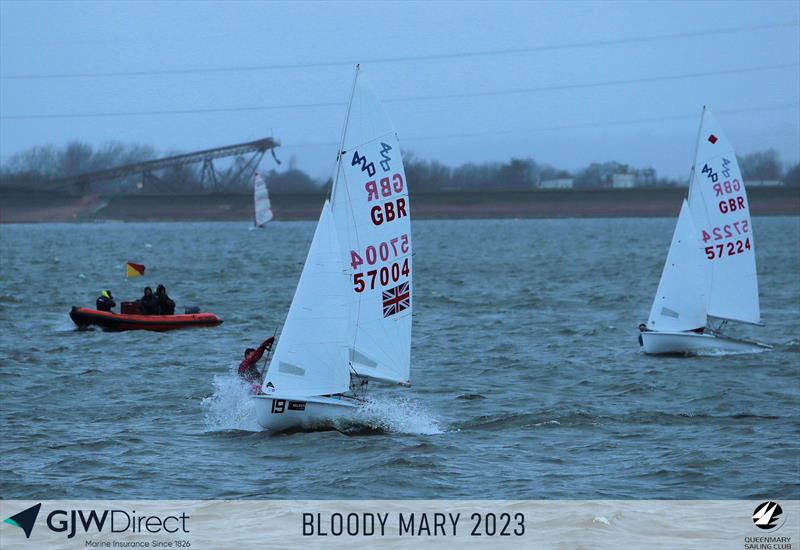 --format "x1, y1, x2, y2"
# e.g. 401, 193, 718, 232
69, 306, 223, 332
